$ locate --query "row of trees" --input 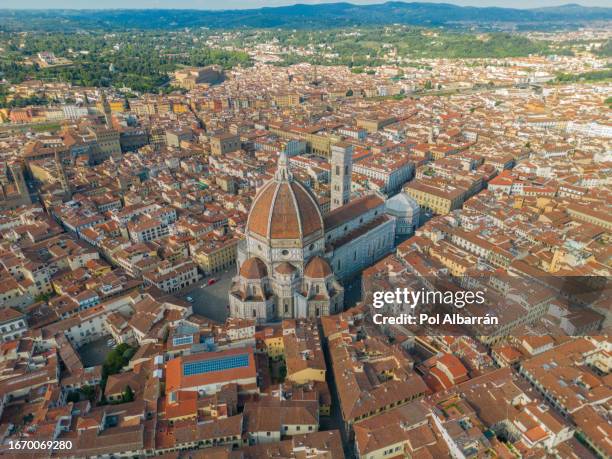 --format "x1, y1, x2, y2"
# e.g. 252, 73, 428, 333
556, 68, 612, 83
